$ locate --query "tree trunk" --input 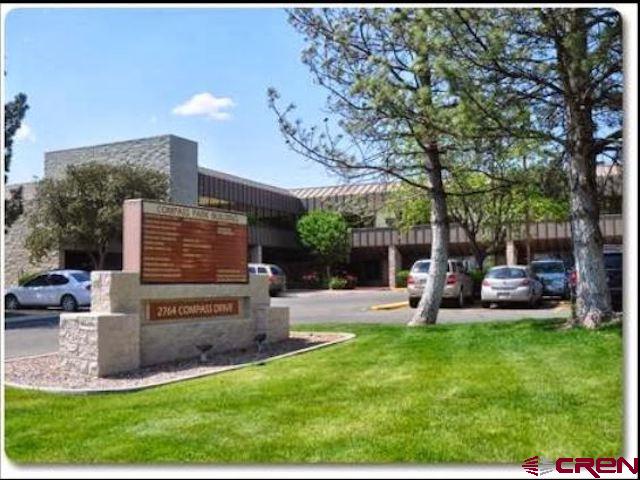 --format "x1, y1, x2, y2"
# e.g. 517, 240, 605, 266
409, 147, 449, 326
96, 248, 107, 271
467, 237, 486, 272
475, 251, 485, 272
555, 10, 612, 328
566, 114, 612, 327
